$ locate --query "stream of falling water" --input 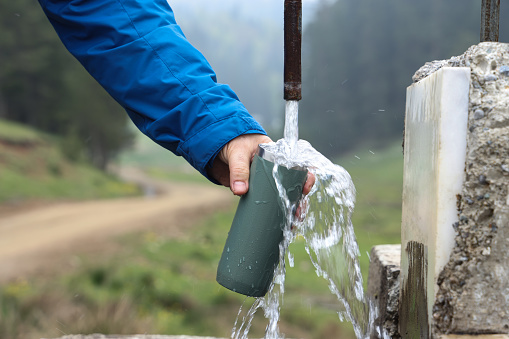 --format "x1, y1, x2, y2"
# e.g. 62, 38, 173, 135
284, 100, 299, 153
231, 101, 380, 339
